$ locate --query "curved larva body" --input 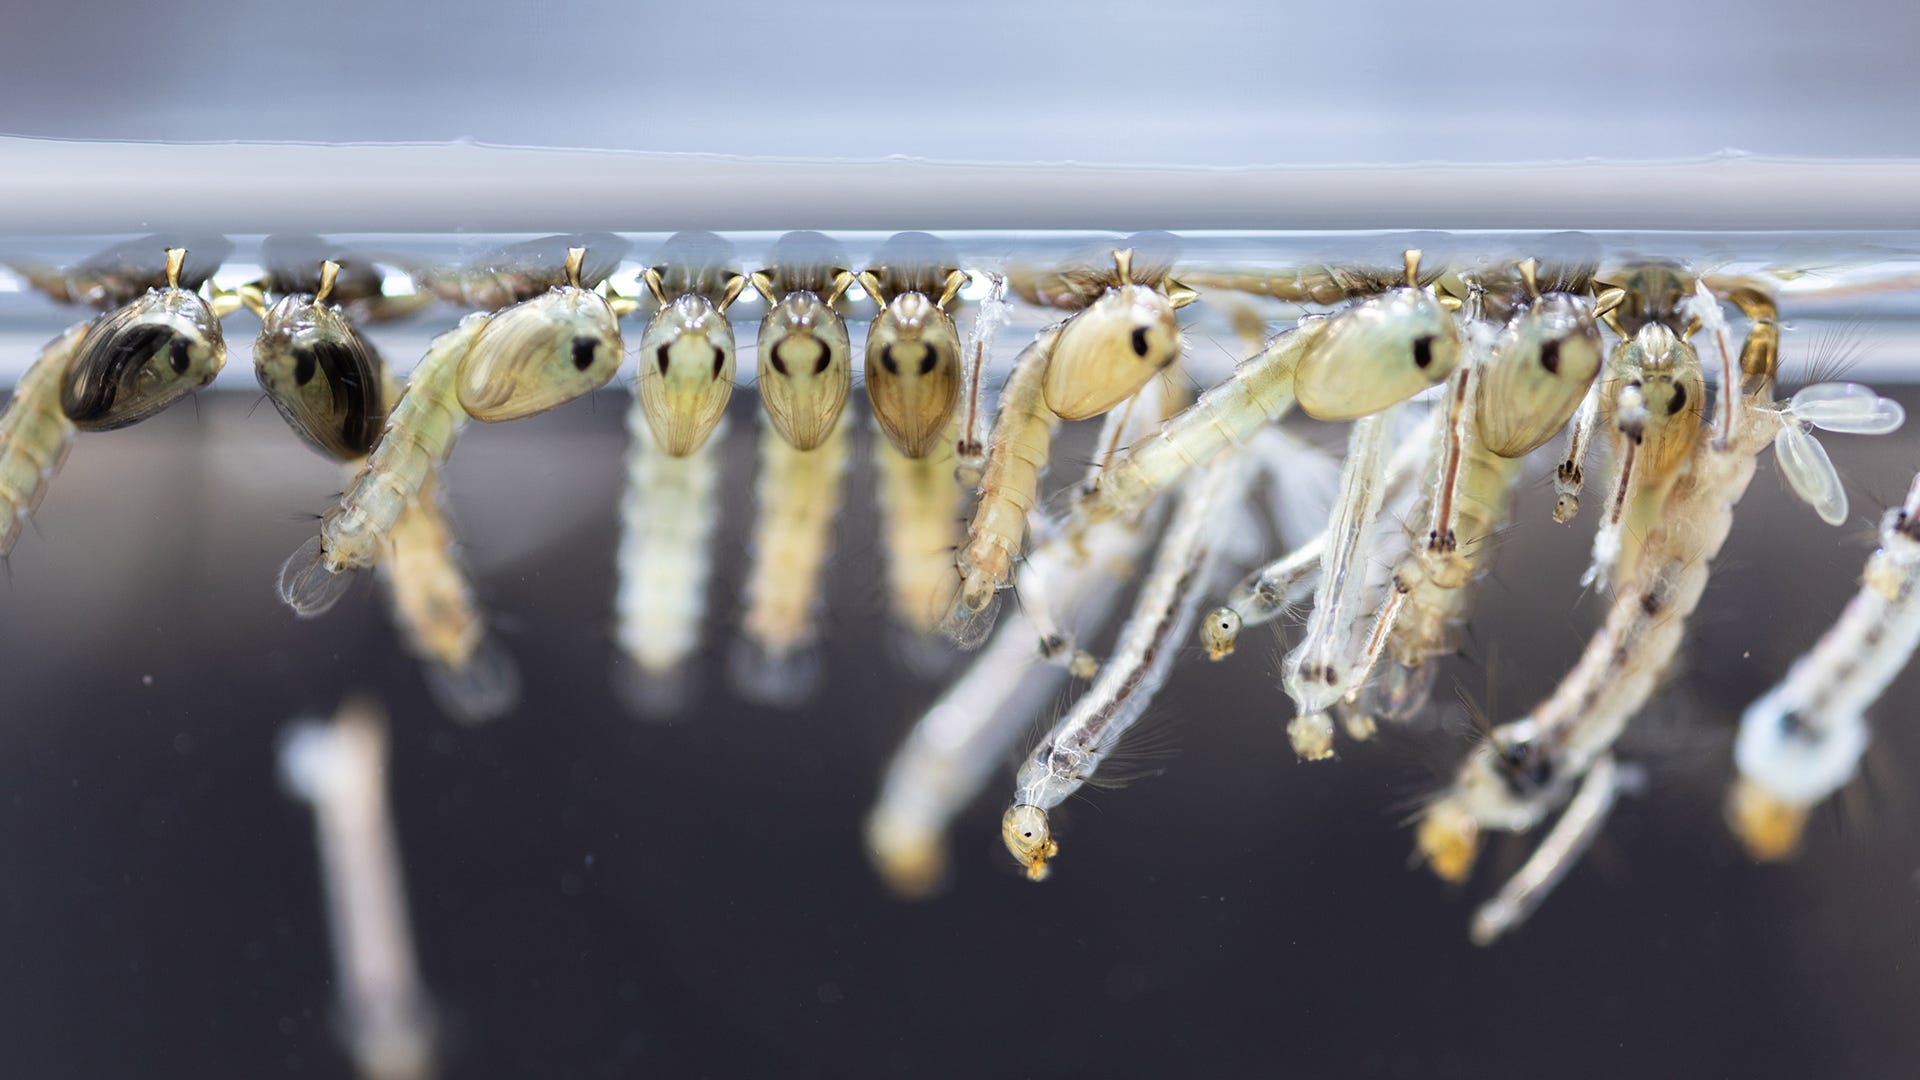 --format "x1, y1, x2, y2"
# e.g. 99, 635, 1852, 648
1387, 447, 1521, 670
1003, 452, 1251, 881
1730, 489, 1920, 859
616, 403, 723, 677
740, 415, 849, 665
874, 422, 961, 635
1068, 318, 1328, 534
0, 323, 89, 557
1419, 388, 1778, 882
940, 325, 1063, 648
279, 314, 487, 617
